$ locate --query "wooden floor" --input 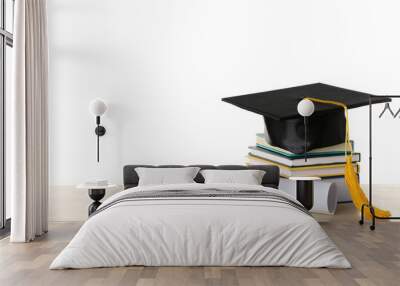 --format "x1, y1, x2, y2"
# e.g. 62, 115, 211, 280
0, 204, 399, 286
